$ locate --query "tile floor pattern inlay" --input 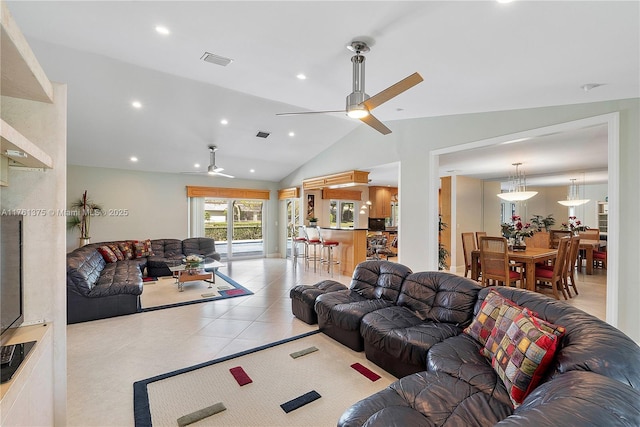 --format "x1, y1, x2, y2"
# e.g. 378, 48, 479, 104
66, 258, 606, 426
